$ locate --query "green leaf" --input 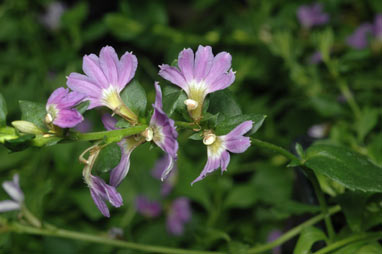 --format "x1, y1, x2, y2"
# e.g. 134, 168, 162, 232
0, 93, 7, 127
311, 95, 344, 117
355, 243, 382, 254
0, 127, 17, 143
224, 184, 258, 209
336, 191, 370, 232
305, 144, 382, 192
93, 143, 121, 174
294, 227, 327, 254
19, 100, 47, 130
75, 100, 90, 114
356, 108, 379, 142
120, 80, 147, 117
162, 86, 183, 116
189, 132, 203, 140
4, 134, 35, 152
208, 90, 242, 118
215, 114, 266, 136
104, 13, 144, 41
